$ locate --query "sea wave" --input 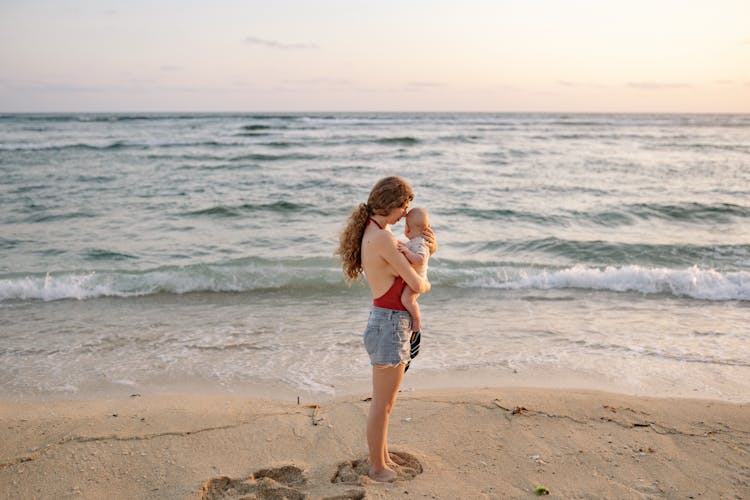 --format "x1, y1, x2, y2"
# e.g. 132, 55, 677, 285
467, 237, 750, 269
622, 202, 750, 223
228, 152, 320, 162
649, 142, 750, 154
0, 140, 247, 152
446, 208, 563, 225
445, 263, 749, 301
0, 113, 189, 123
245, 114, 303, 121
443, 202, 750, 227
0, 141, 138, 152
0, 258, 345, 302
183, 201, 320, 217
2, 112, 748, 128
22, 211, 99, 223
375, 136, 420, 145
2, 258, 747, 303
241, 124, 274, 131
